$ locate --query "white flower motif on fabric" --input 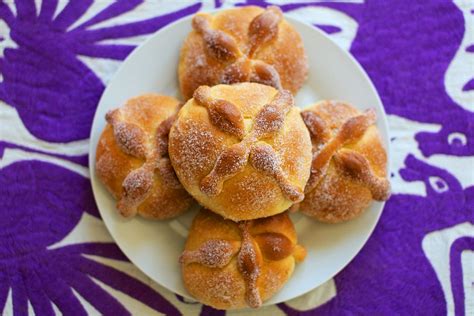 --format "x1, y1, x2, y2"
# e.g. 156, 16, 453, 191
285, 6, 359, 51
422, 222, 474, 316
388, 114, 474, 193
444, 0, 474, 112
